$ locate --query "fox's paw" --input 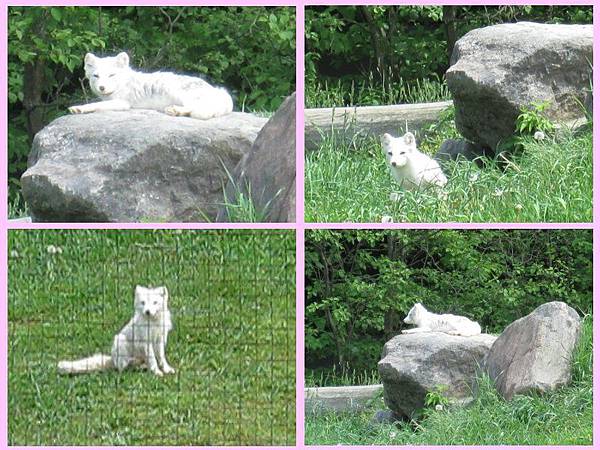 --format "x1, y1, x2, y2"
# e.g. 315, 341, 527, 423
151, 368, 164, 377
163, 365, 176, 375
165, 105, 191, 117
68, 105, 86, 114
